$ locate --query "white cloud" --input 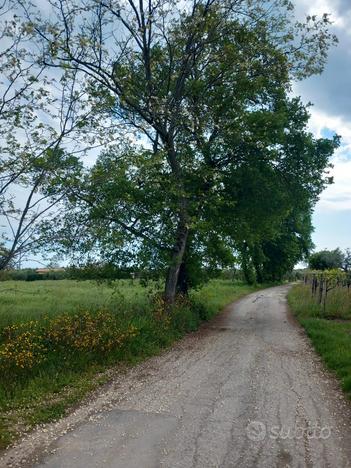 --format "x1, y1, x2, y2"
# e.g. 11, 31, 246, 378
295, 0, 346, 28
307, 107, 351, 142
316, 154, 351, 212
301, 106, 351, 213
